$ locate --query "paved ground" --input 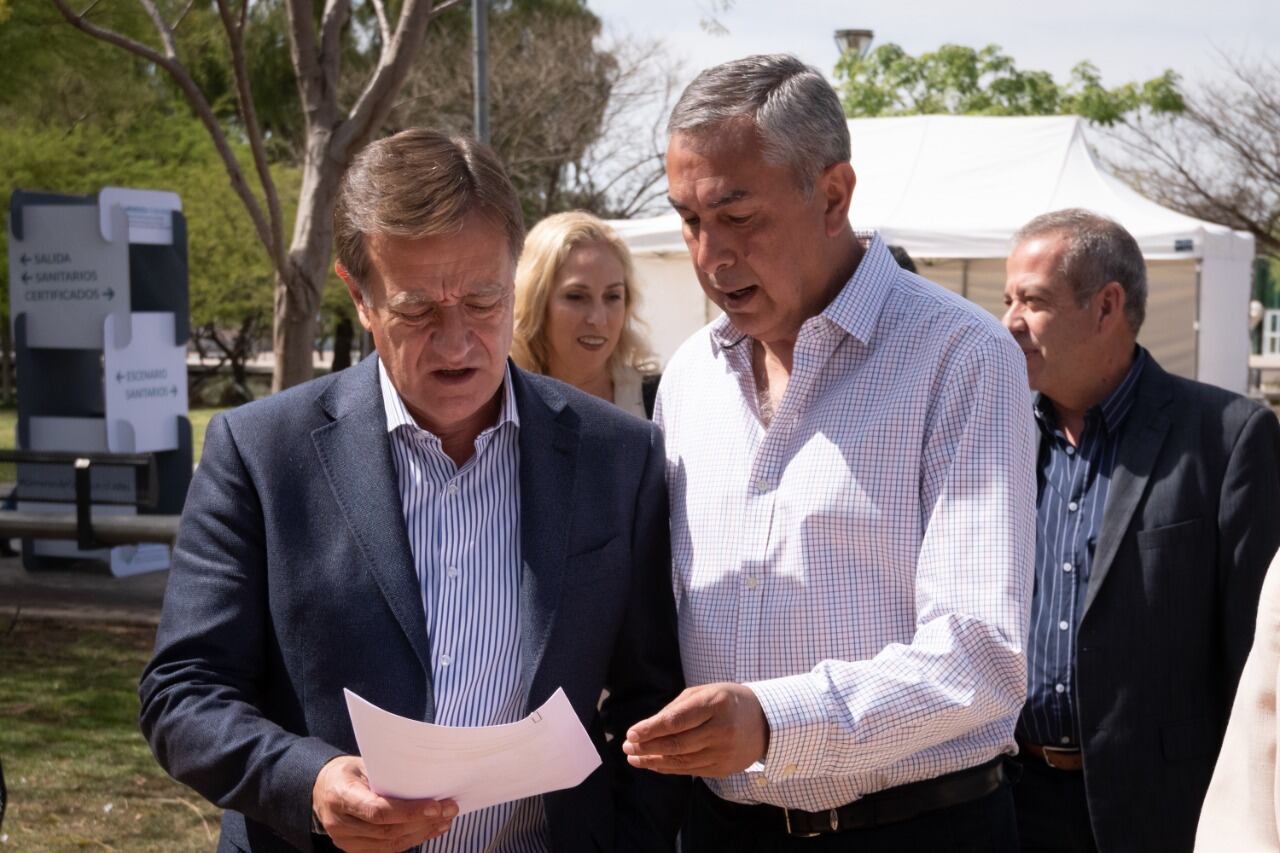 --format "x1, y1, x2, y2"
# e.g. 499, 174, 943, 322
0, 550, 166, 625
